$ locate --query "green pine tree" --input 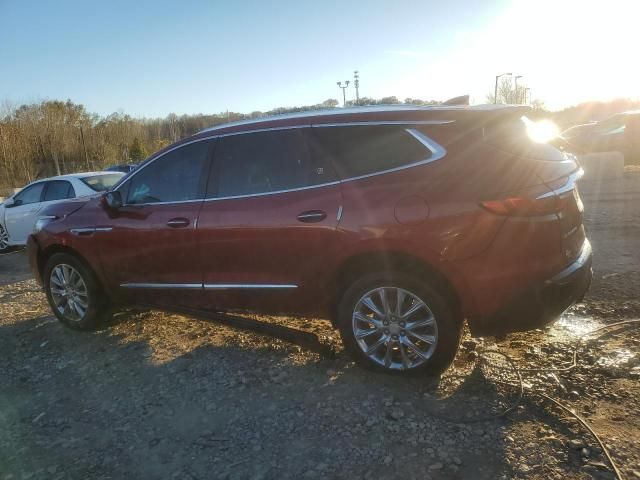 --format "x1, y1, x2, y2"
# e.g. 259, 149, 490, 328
129, 137, 147, 162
